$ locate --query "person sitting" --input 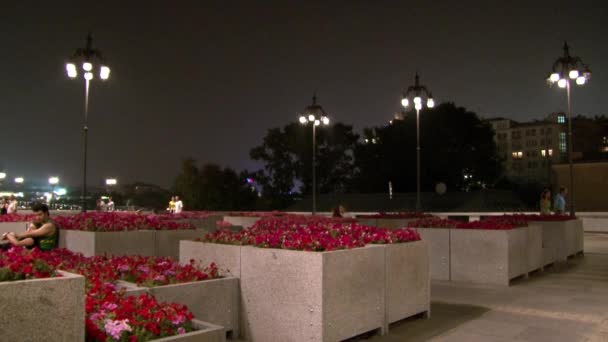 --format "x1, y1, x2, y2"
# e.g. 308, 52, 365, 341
332, 205, 347, 218
0, 202, 59, 251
